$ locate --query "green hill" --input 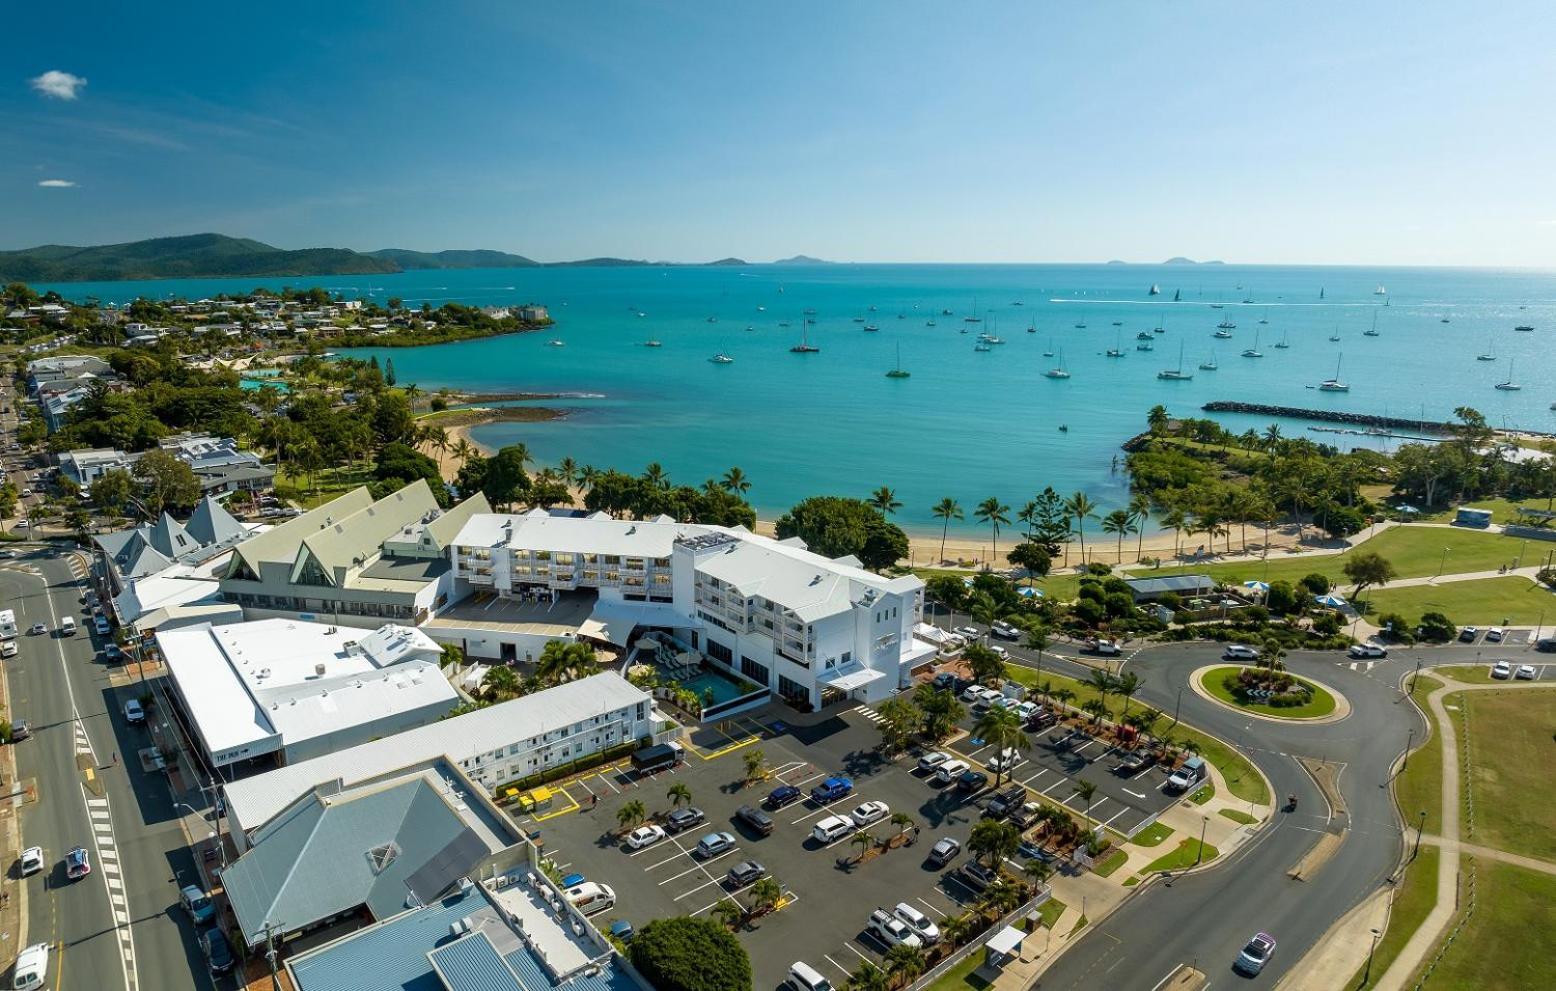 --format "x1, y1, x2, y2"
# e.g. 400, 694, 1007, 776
367, 247, 537, 269
0, 233, 400, 282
